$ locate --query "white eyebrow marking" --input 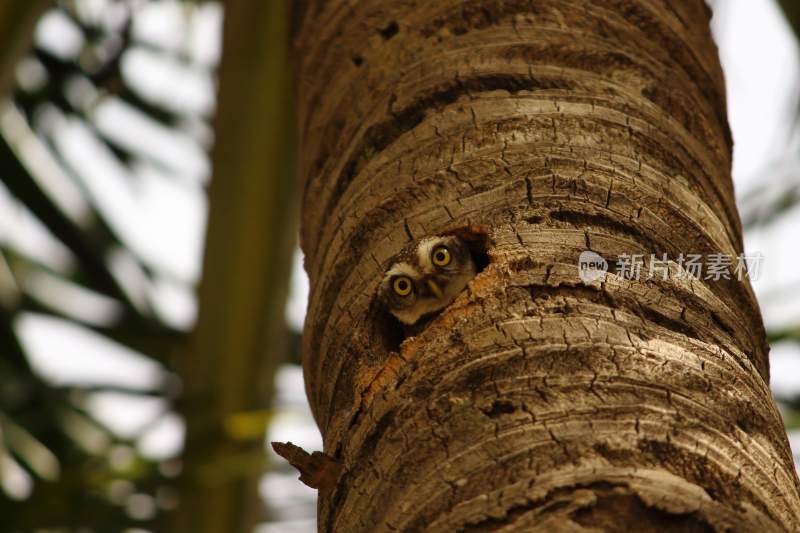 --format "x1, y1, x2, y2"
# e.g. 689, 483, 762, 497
416, 238, 442, 272
385, 262, 419, 280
